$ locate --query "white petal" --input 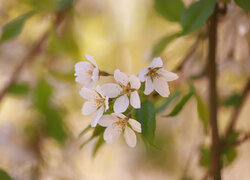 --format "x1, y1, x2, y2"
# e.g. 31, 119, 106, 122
114, 94, 129, 113
129, 75, 141, 89
144, 76, 154, 95
104, 125, 122, 143
91, 106, 104, 127
75, 62, 94, 85
79, 87, 99, 100
82, 101, 98, 115
128, 119, 141, 132
157, 68, 178, 81
91, 67, 99, 82
149, 57, 163, 68
114, 69, 129, 86
85, 54, 98, 67
130, 91, 141, 109
84, 80, 96, 89
124, 126, 137, 147
153, 77, 170, 97
75, 61, 93, 72
100, 83, 122, 98
139, 68, 149, 82
99, 115, 117, 127
112, 113, 126, 119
